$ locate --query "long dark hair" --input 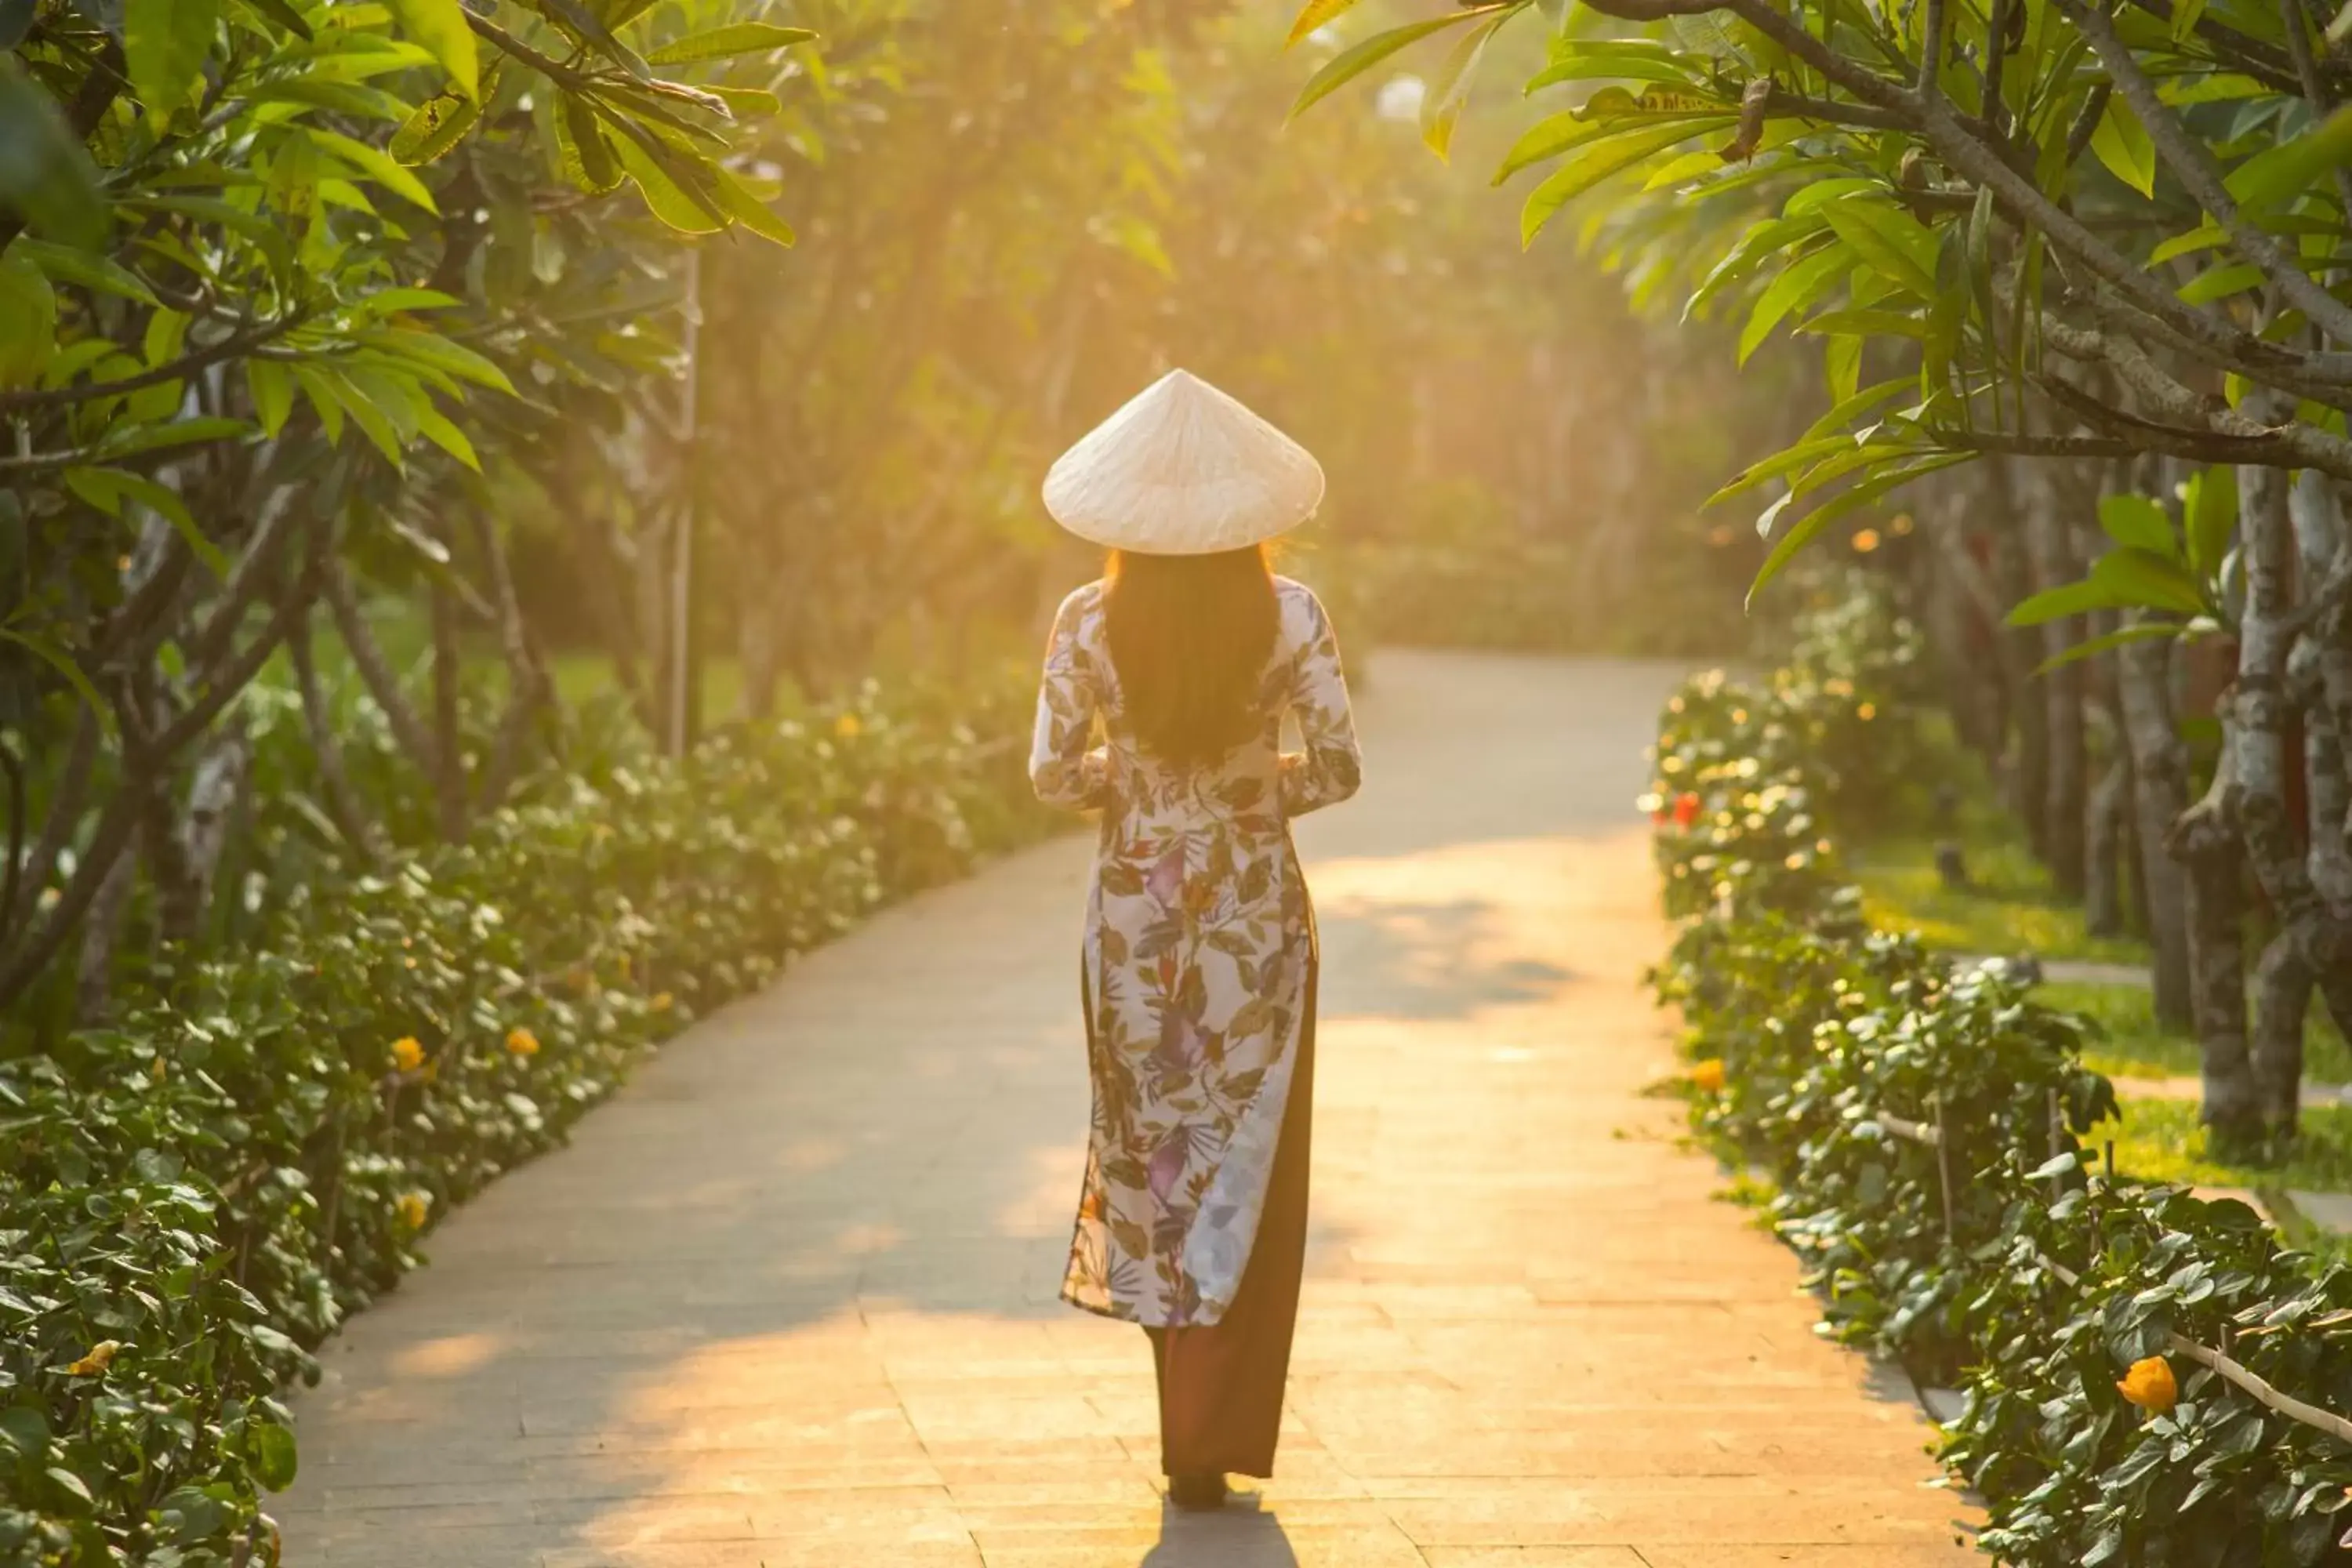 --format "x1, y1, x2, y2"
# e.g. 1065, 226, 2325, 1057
1103, 543, 1279, 770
